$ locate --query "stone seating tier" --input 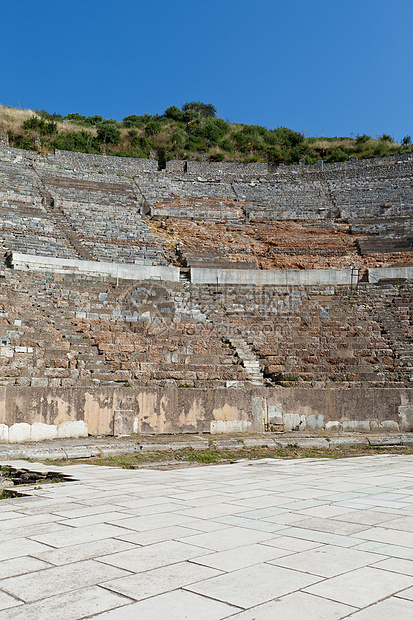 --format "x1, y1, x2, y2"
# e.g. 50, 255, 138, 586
0, 270, 412, 387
